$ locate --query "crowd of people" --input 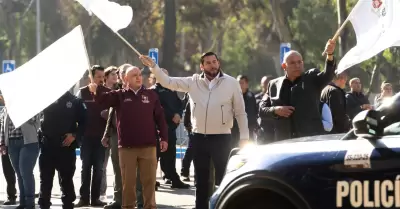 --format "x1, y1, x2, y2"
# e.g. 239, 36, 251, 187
0, 38, 394, 209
